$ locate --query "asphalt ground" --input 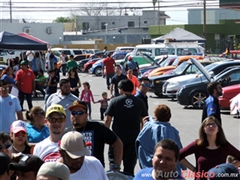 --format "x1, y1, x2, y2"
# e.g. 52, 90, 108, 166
25, 72, 240, 179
